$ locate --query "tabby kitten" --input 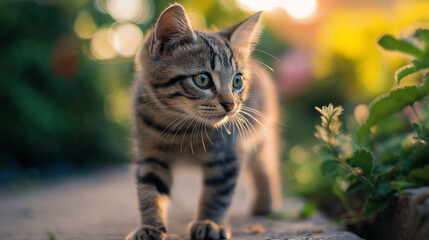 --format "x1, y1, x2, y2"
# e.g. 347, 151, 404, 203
127, 4, 281, 240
